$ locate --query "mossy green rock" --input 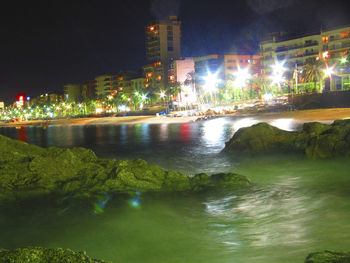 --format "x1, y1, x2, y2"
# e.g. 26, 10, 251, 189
224, 120, 350, 159
305, 251, 350, 263
0, 247, 108, 263
0, 134, 250, 201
